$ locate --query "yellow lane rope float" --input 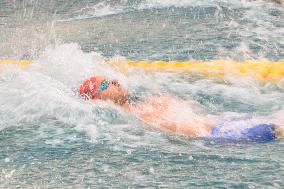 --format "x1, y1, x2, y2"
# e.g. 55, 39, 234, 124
0, 60, 32, 68
109, 60, 284, 82
1, 59, 284, 82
